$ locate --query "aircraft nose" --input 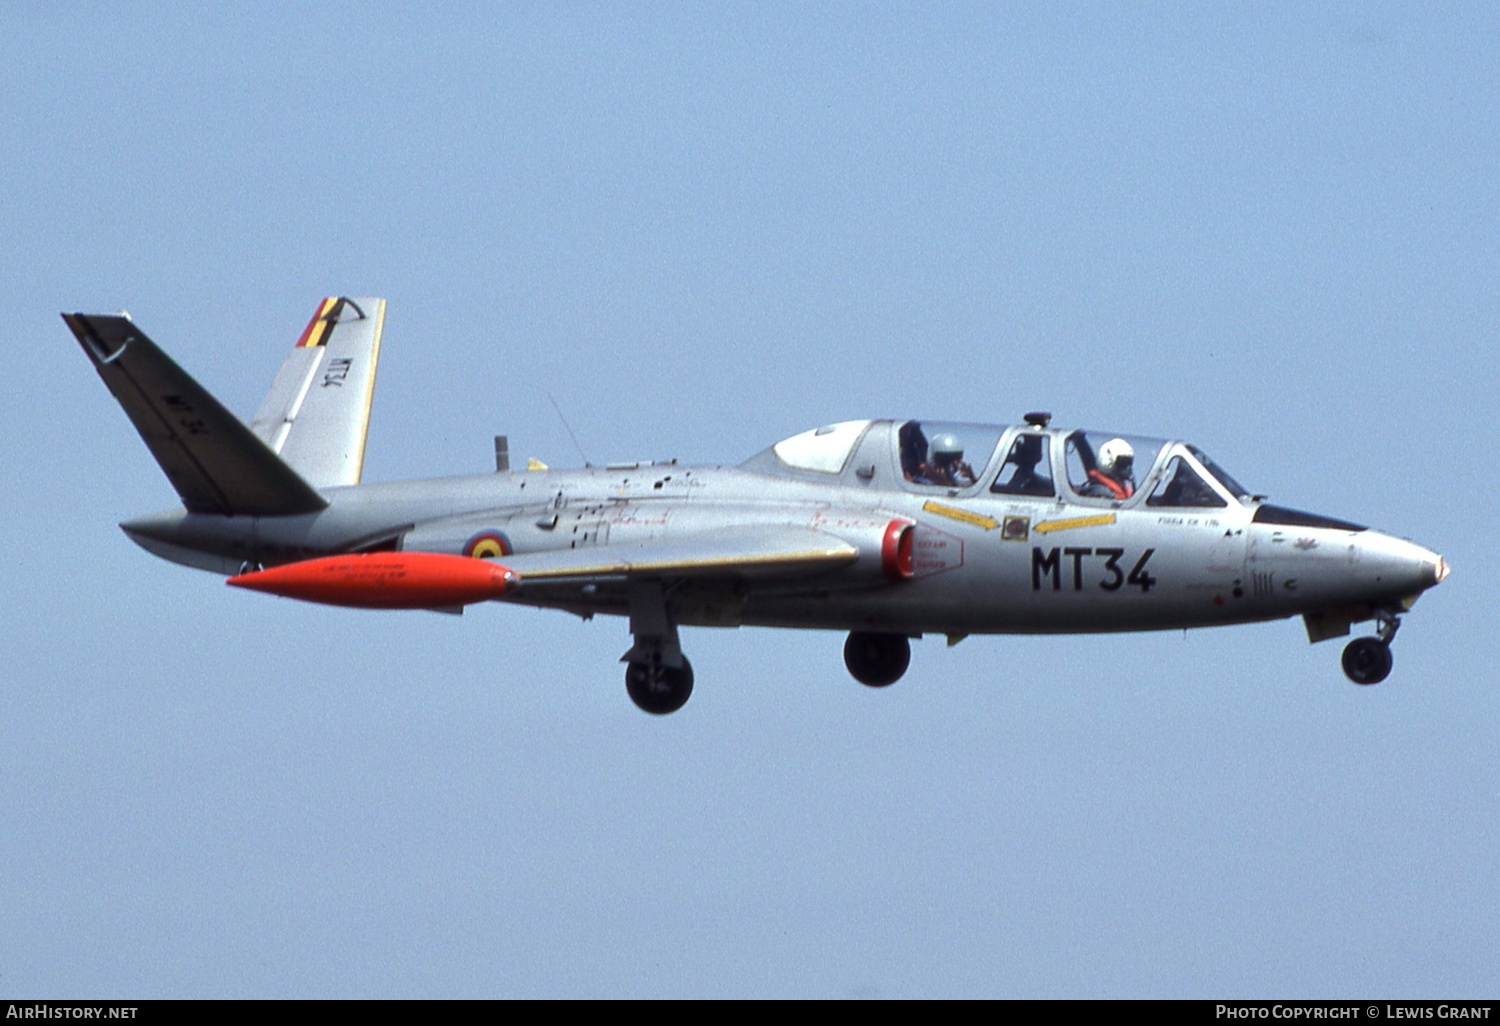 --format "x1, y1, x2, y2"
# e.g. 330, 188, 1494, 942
1358, 531, 1449, 596
1409, 542, 1449, 591
1433, 553, 1452, 586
